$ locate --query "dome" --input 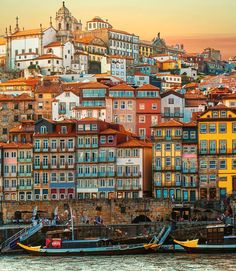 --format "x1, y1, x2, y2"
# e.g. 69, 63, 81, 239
57, 1, 70, 15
